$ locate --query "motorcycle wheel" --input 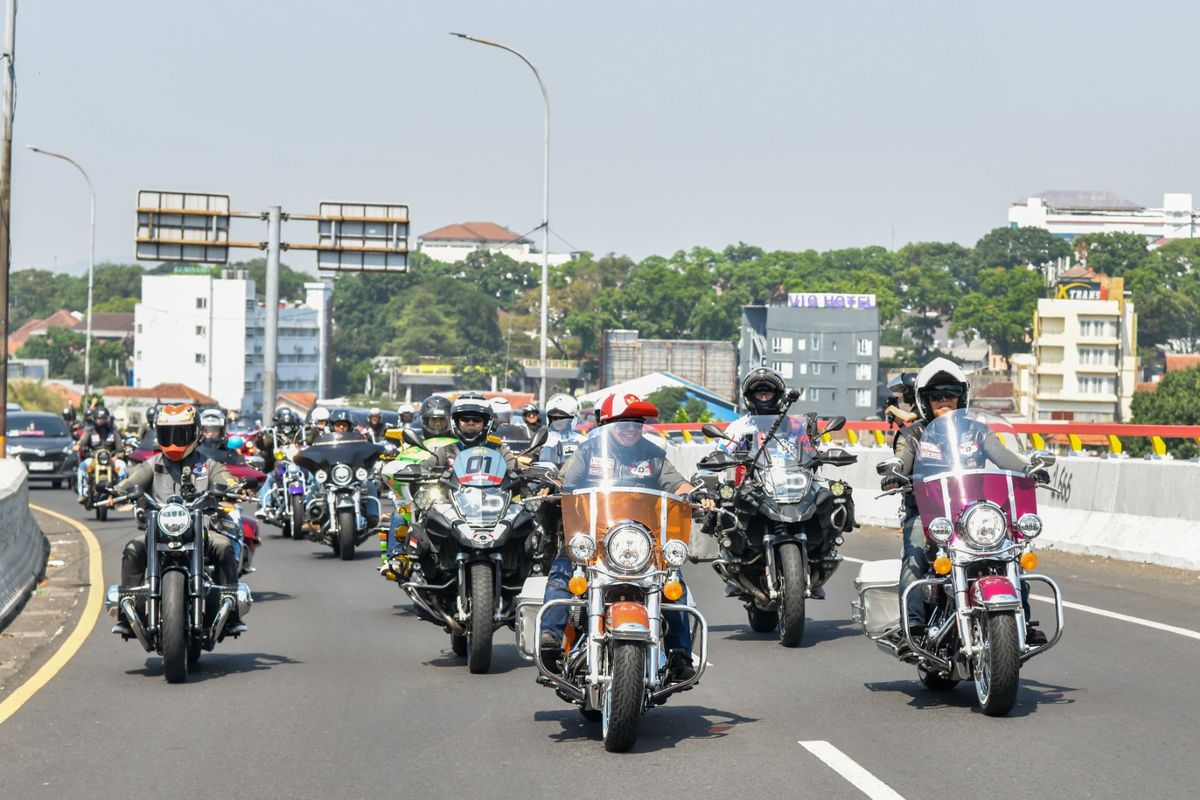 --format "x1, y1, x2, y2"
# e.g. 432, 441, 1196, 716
337, 510, 356, 561
450, 633, 467, 658
95, 504, 108, 522
288, 494, 305, 540
161, 571, 189, 684
973, 611, 1020, 716
746, 605, 778, 633
579, 707, 602, 723
918, 666, 959, 691
777, 543, 807, 647
467, 562, 494, 674
602, 640, 644, 753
